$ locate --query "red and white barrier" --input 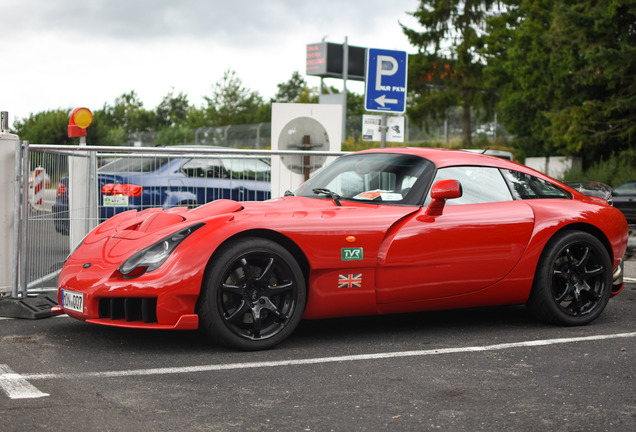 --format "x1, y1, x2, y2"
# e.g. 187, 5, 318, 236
32, 167, 46, 207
